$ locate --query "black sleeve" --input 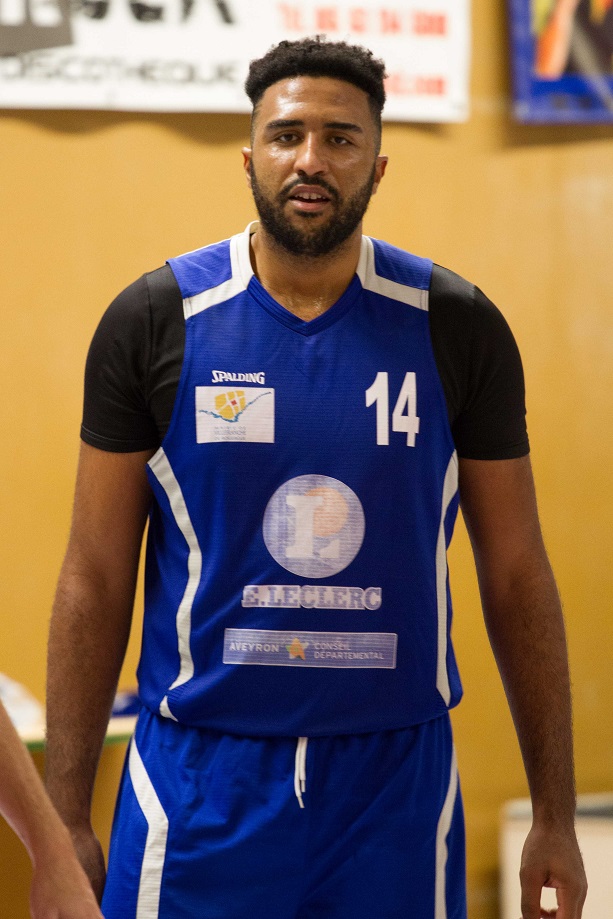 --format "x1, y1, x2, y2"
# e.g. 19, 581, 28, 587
82, 261, 528, 460
429, 264, 530, 460
80, 265, 184, 452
